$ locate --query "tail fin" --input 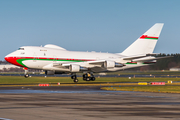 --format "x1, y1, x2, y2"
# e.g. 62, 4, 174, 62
121, 23, 164, 56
